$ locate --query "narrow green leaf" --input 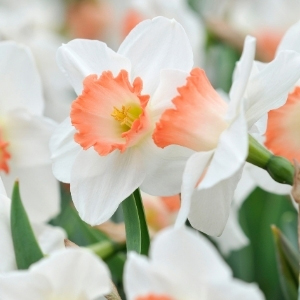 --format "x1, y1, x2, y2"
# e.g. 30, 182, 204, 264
272, 225, 298, 300
121, 188, 150, 255
11, 181, 44, 269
